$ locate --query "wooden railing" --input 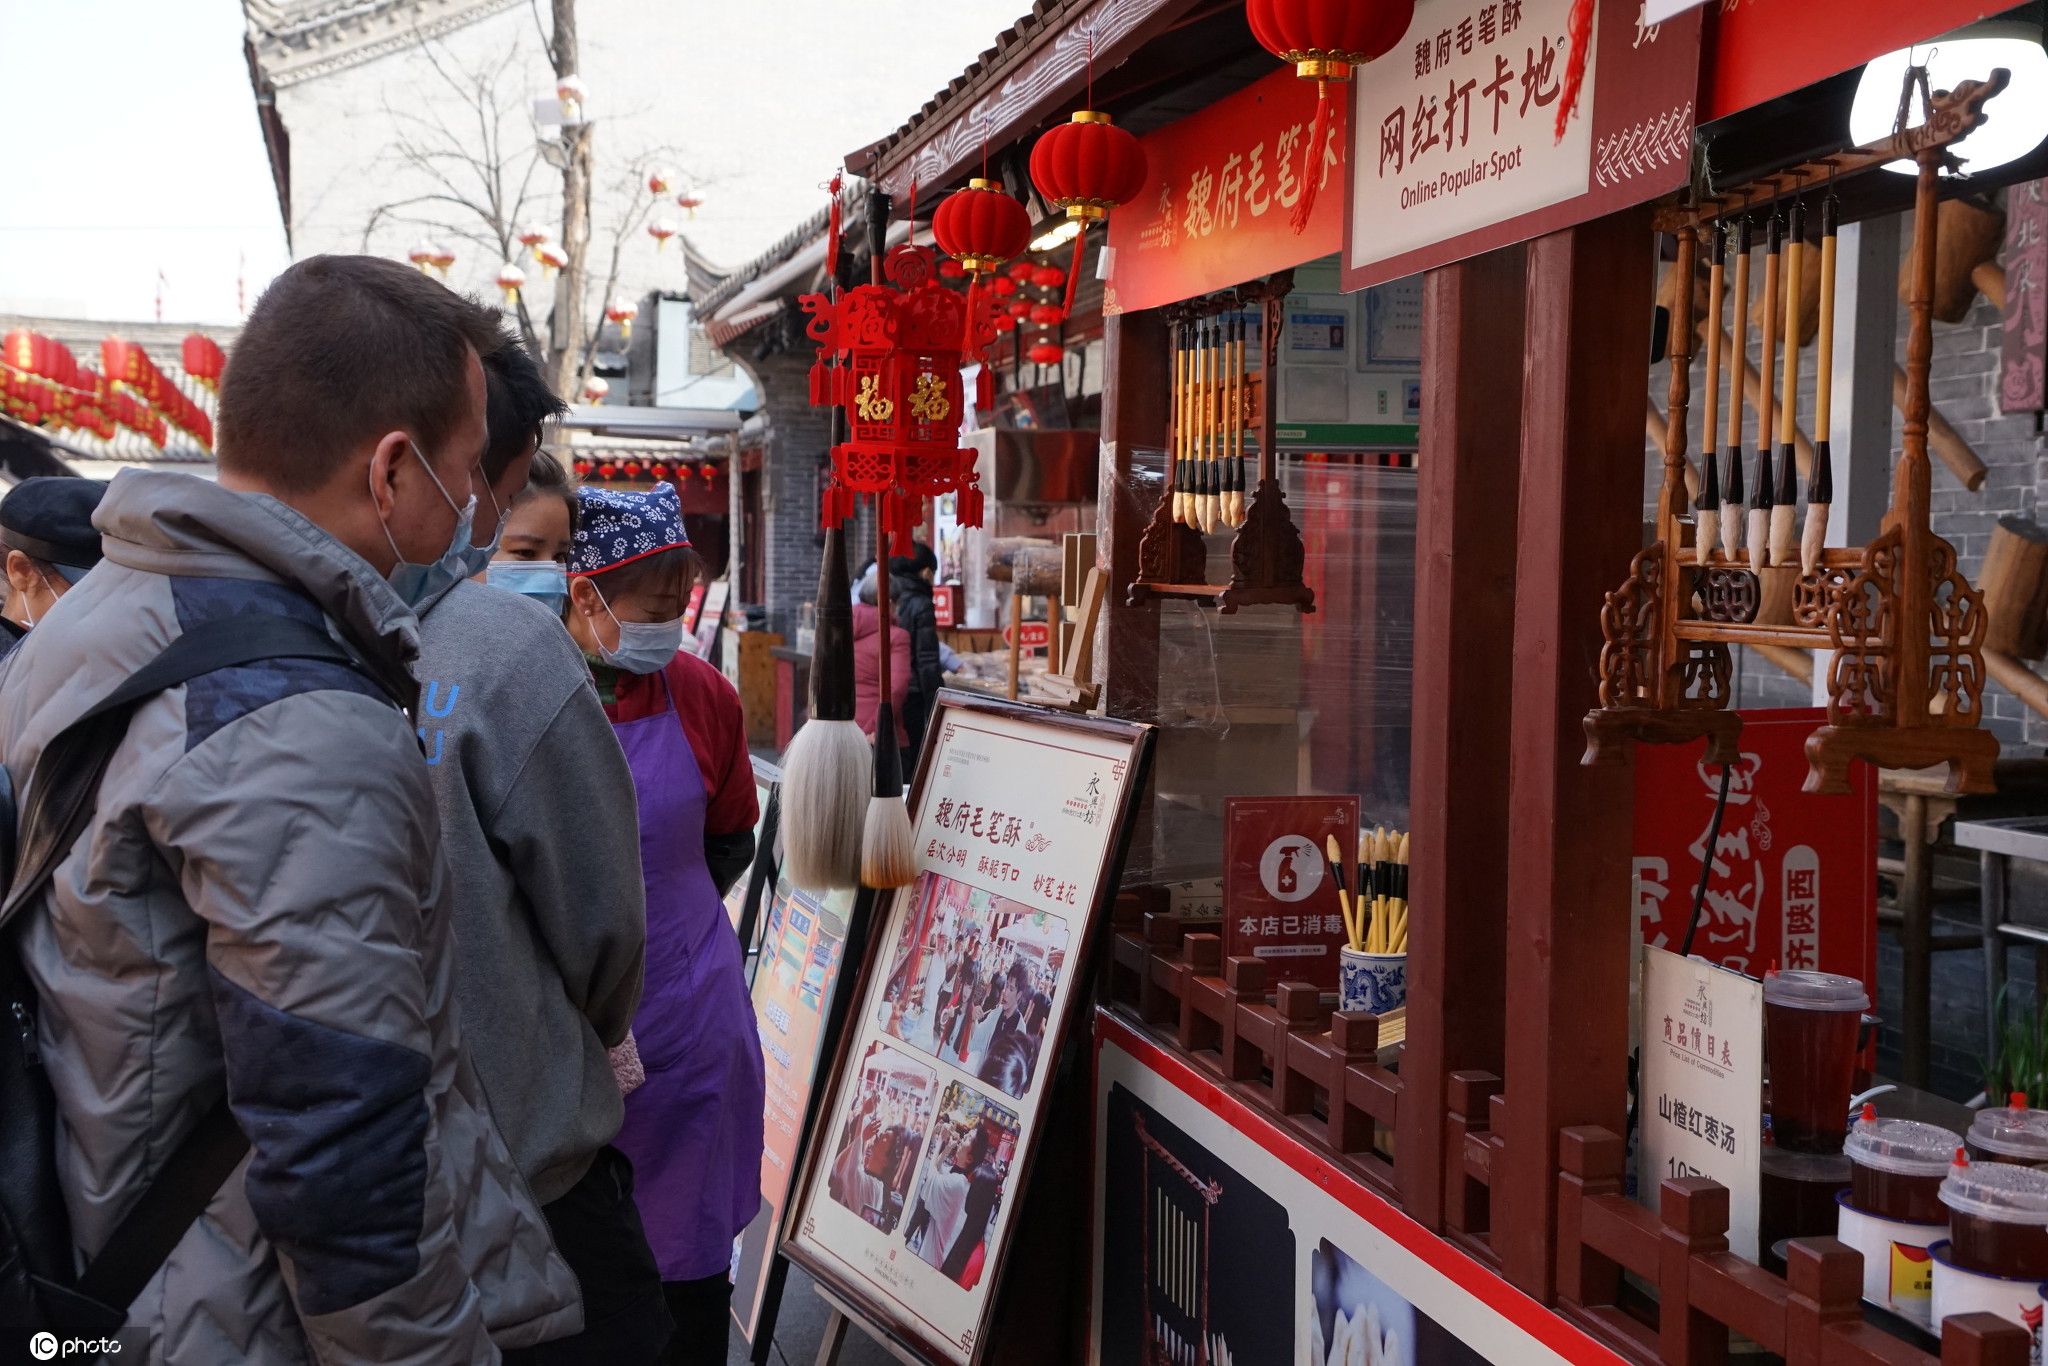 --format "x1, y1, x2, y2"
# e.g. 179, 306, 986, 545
1101, 904, 2033, 1366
